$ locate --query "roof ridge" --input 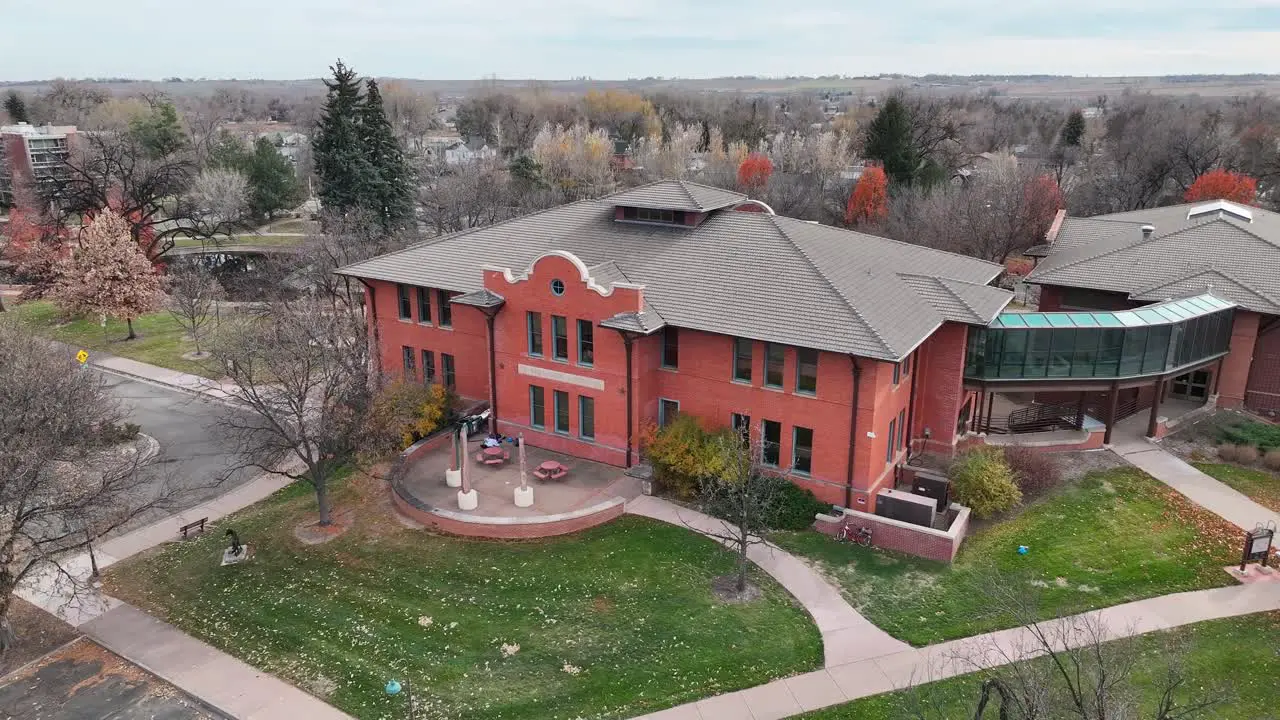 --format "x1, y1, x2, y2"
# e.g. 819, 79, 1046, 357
673, 180, 702, 210
934, 276, 984, 322
768, 214, 896, 358
1131, 264, 1217, 296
